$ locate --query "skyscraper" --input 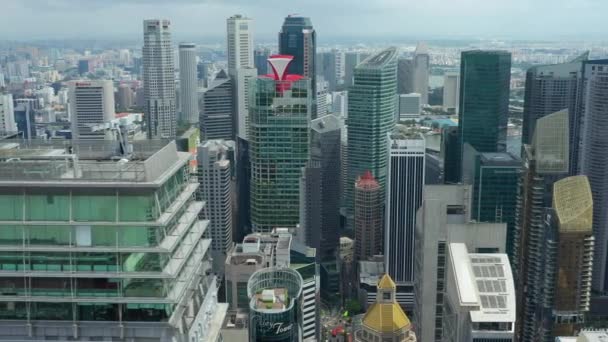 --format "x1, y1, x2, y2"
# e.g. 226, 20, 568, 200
178, 42, 198, 125
249, 55, 312, 232
344, 52, 361, 89
226, 14, 253, 74
0, 93, 16, 133
254, 47, 270, 75
143, 19, 177, 139
199, 70, 234, 140
197, 140, 234, 274
455, 50, 511, 182
354, 171, 383, 262
385, 126, 425, 309
442, 72, 459, 114
397, 58, 414, 95
413, 43, 430, 105
347, 47, 398, 214
234, 67, 258, 140
299, 114, 341, 261
68, 80, 115, 140
577, 59, 608, 293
